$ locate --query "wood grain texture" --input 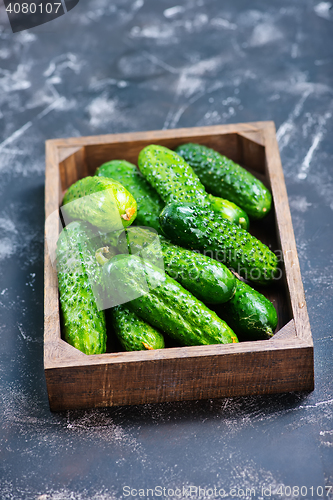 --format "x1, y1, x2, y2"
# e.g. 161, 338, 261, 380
263, 122, 313, 345
44, 122, 314, 411
44, 141, 61, 348
46, 343, 313, 410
